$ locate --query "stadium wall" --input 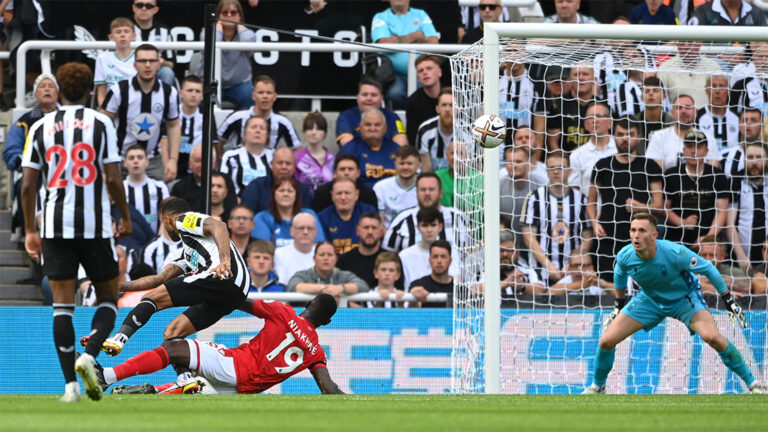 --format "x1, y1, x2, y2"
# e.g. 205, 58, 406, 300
0, 307, 764, 394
